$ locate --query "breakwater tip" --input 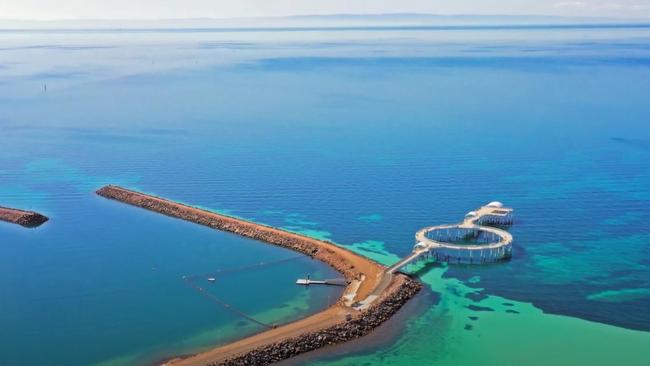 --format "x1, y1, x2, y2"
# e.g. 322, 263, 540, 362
0, 207, 49, 228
